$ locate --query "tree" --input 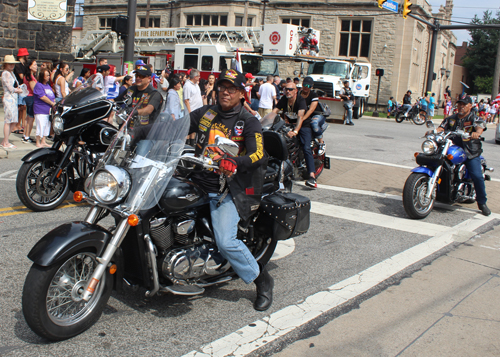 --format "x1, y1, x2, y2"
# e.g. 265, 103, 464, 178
461, 11, 500, 93
473, 76, 493, 94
